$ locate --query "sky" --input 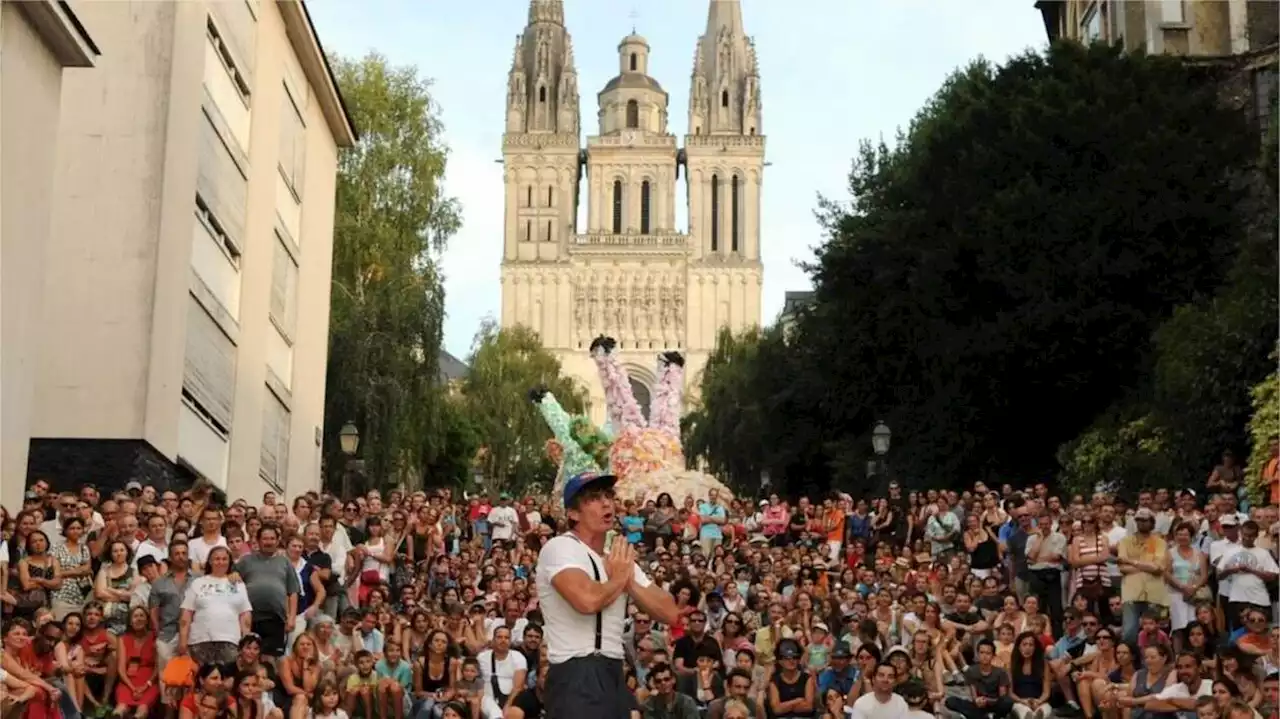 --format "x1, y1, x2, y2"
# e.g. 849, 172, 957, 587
307, 0, 1050, 359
